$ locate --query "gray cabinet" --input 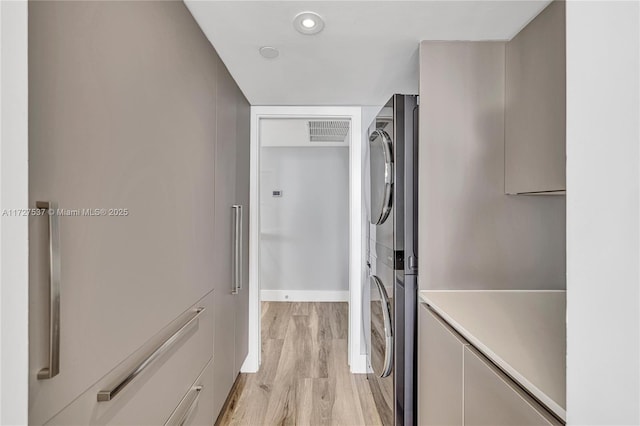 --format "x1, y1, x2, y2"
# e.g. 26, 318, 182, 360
234, 85, 251, 375
211, 55, 238, 418
165, 358, 216, 426
505, 0, 566, 194
28, 2, 220, 424
28, 2, 250, 424
464, 347, 561, 426
418, 304, 468, 426
418, 304, 561, 426
45, 293, 215, 426
211, 58, 251, 420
